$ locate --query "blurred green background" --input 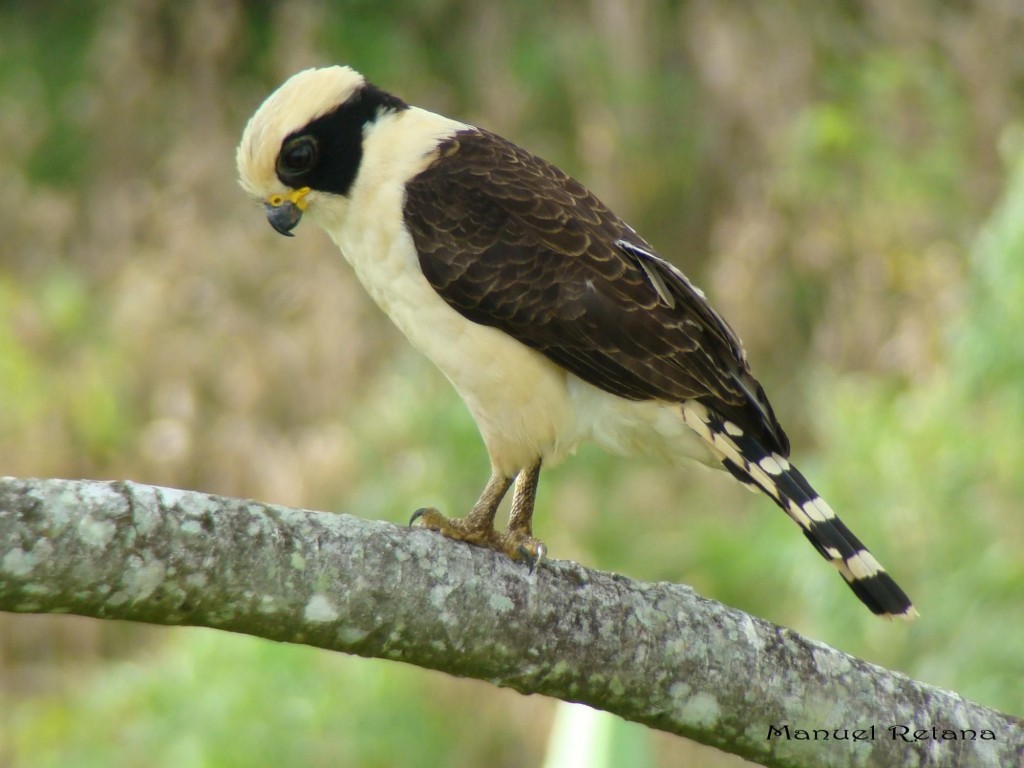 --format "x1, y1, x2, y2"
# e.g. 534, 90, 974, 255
1, 1, 1023, 766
